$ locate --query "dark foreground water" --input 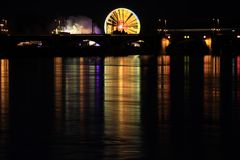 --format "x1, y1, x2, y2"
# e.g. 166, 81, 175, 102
1, 54, 240, 160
